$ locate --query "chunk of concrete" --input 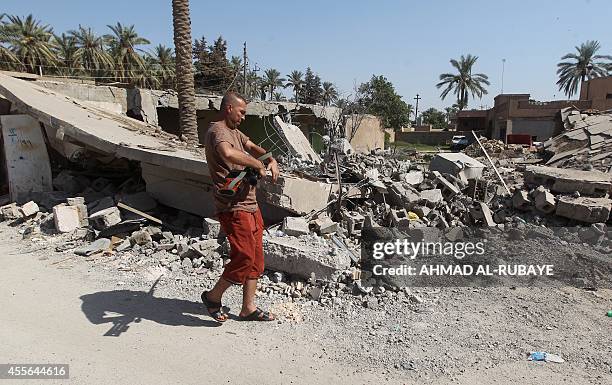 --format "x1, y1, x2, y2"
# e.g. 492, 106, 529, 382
430, 153, 486, 182
312, 216, 339, 235
282, 216, 310, 236
89, 206, 121, 230
512, 190, 531, 211
533, 186, 556, 214
131, 230, 152, 246
470, 202, 495, 226
403, 171, 424, 186
525, 166, 612, 196
203, 217, 221, 238
53, 204, 80, 233
420, 189, 443, 206
272, 116, 322, 163
263, 235, 351, 280
433, 172, 460, 199
1, 203, 20, 221
389, 208, 410, 229
19, 201, 39, 218
342, 211, 365, 237
66, 197, 85, 206
555, 197, 611, 223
